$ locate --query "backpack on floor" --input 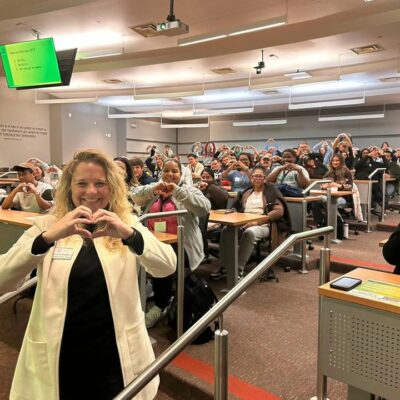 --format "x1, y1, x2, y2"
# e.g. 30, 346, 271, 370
167, 274, 218, 344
